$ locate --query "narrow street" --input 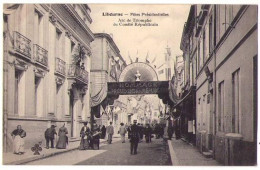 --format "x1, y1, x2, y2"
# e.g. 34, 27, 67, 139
24, 136, 221, 166
26, 138, 171, 165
